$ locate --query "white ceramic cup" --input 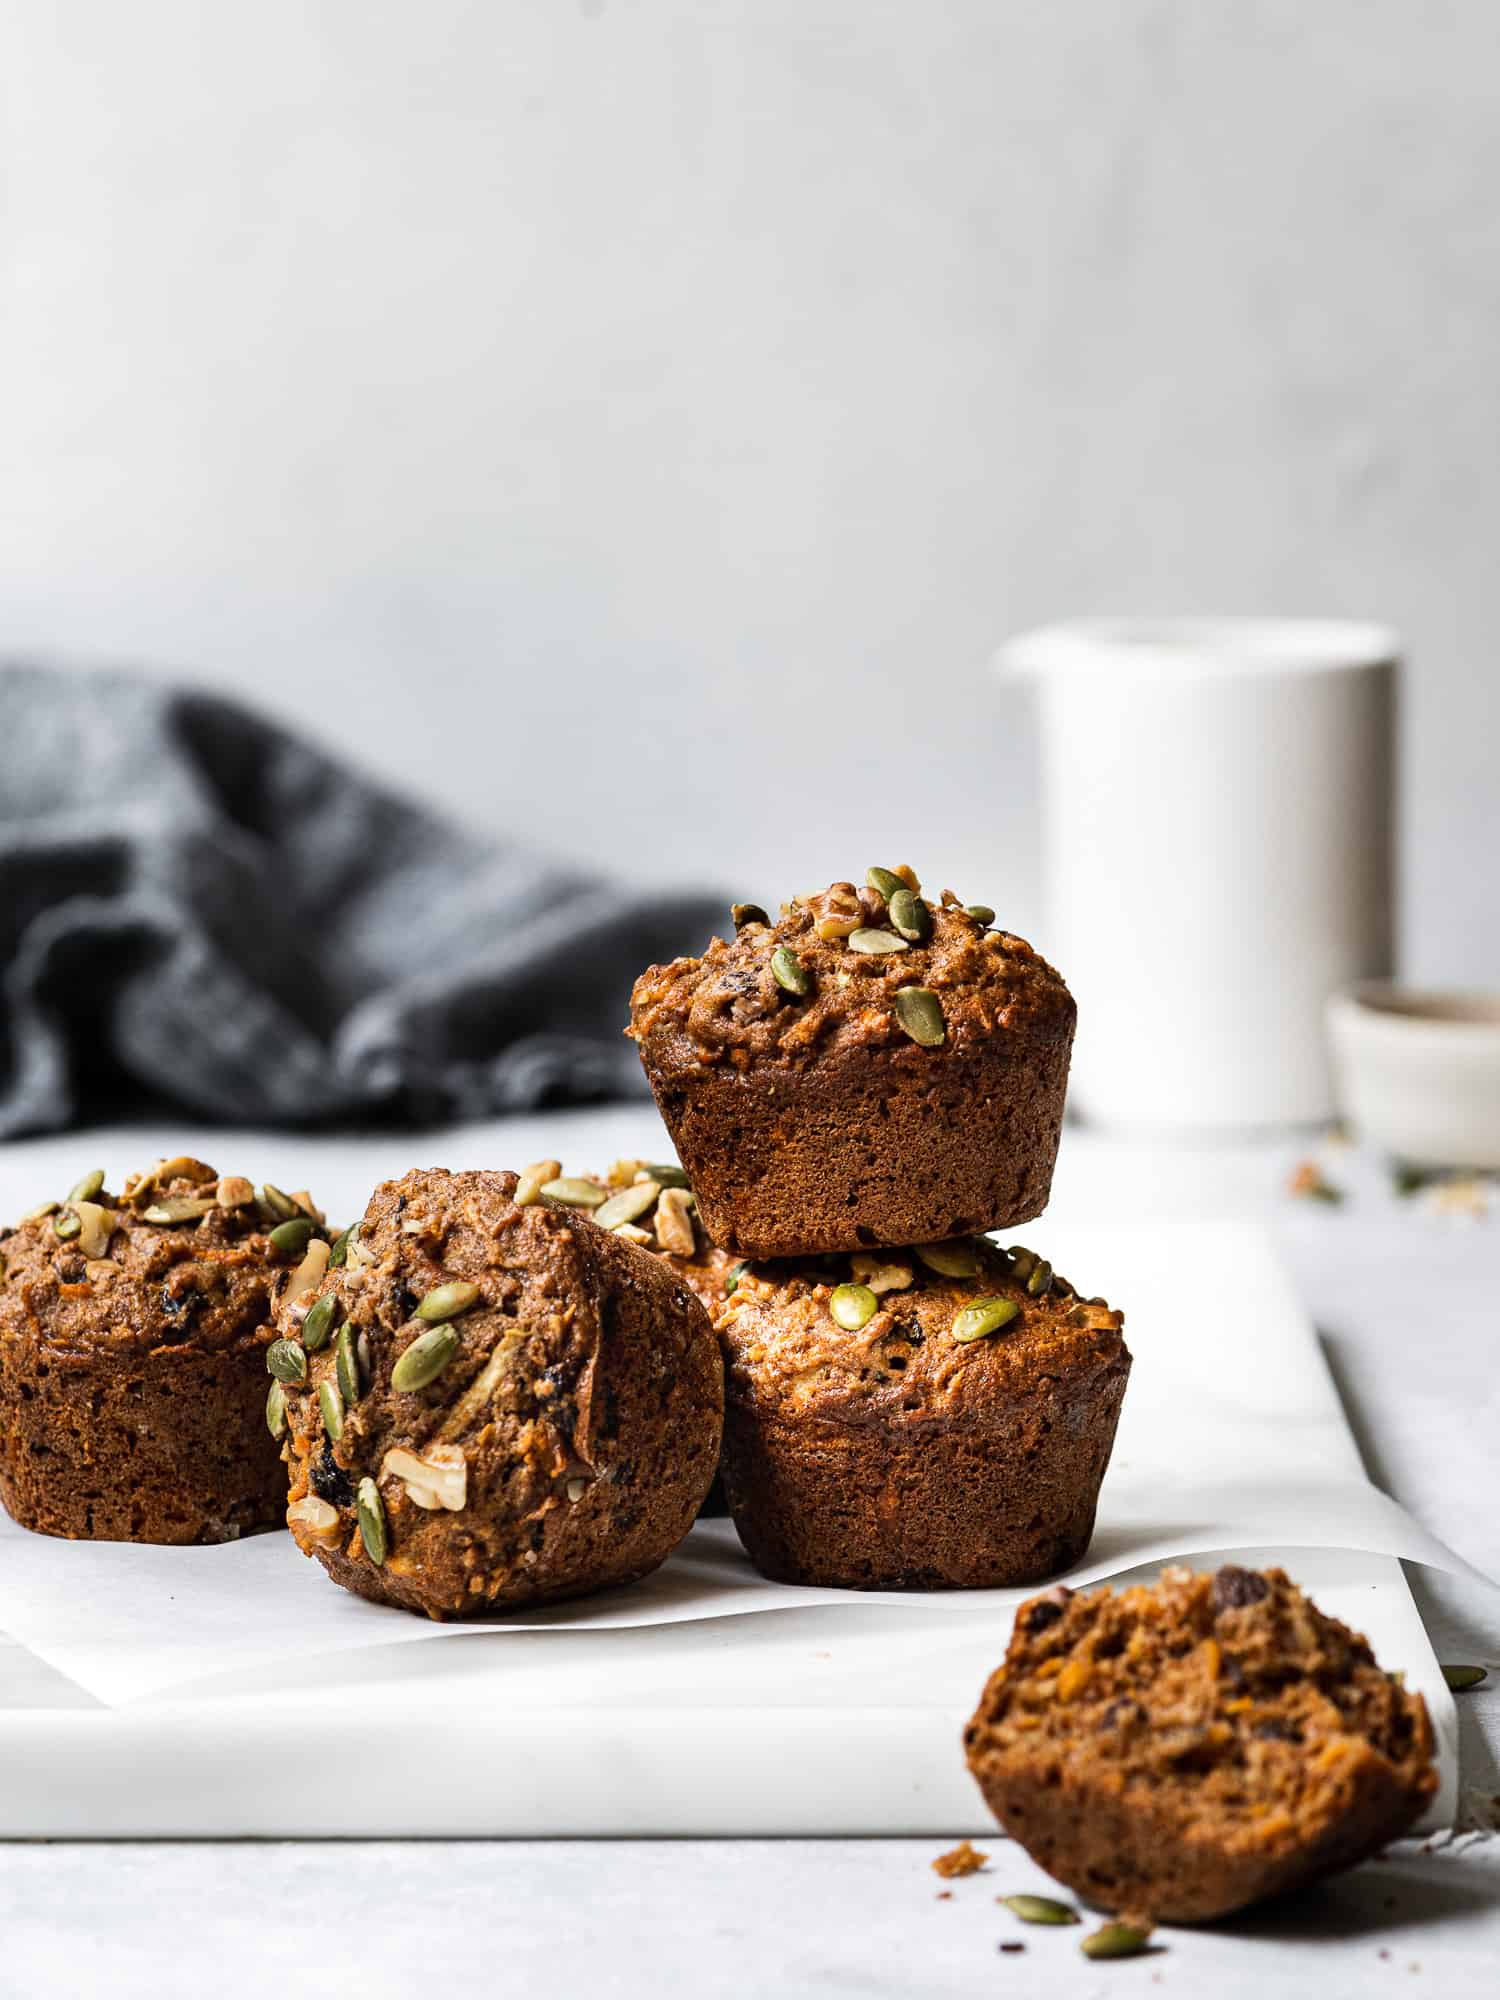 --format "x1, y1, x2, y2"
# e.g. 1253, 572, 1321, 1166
996, 619, 1398, 1132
